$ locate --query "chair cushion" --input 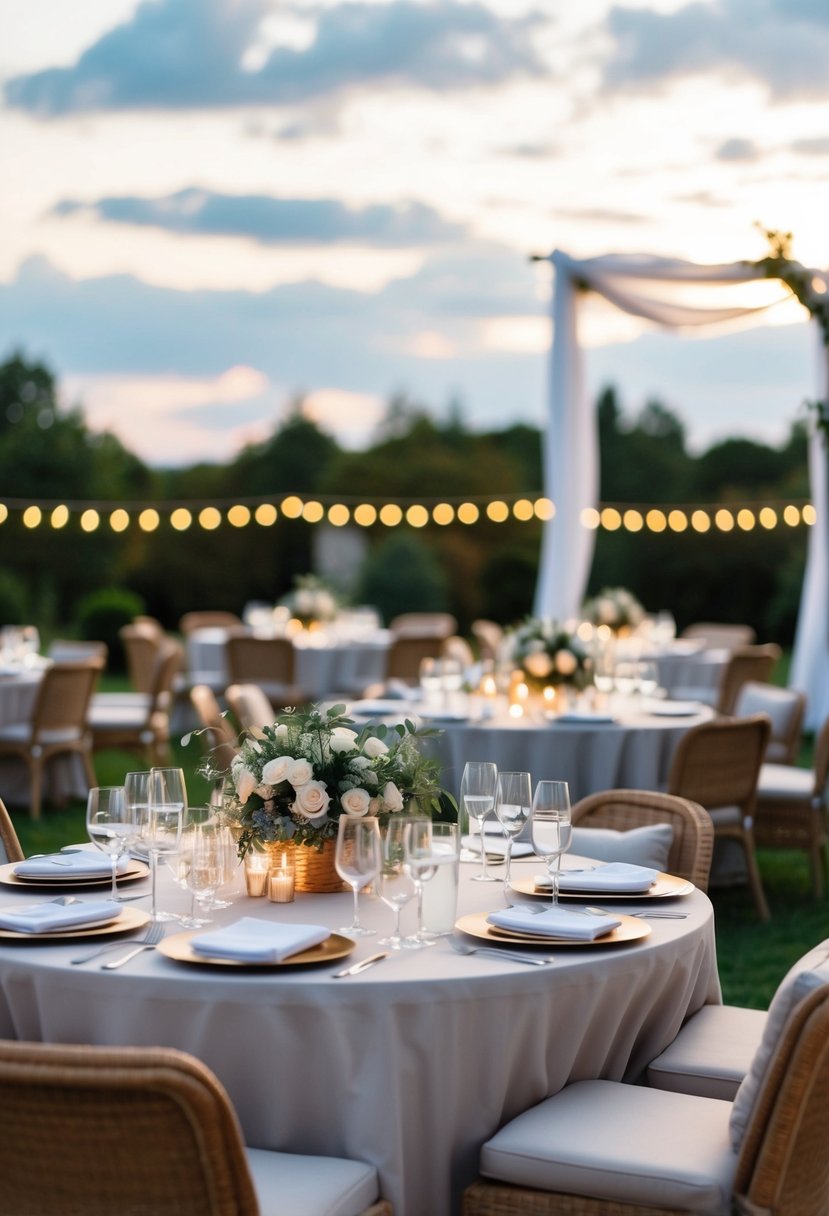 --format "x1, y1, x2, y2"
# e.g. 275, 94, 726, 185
0, 724, 84, 745
647, 1004, 767, 1100
570, 824, 673, 870
480, 1079, 736, 1214
729, 938, 829, 1150
246, 1147, 379, 1216
756, 762, 814, 802
88, 705, 149, 729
